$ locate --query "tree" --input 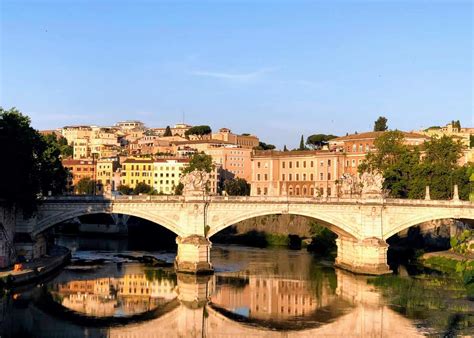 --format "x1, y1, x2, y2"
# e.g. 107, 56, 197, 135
184, 125, 212, 139
182, 152, 214, 174
117, 184, 133, 195
174, 182, 184, 195
223, 178, 251, 196
40, 134, 69, 195
0, 107, 68, 215
163, 126, 172, 137
452, 120, 461, 129
299, 135, 306, 150
76, 177, 96, 195
133, 182, 155, 195
373, 116, 388, 132
359, 131, 470, 200
283, 145, 288, 151
306, 134, 337, 150
254, 142, 276, 151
